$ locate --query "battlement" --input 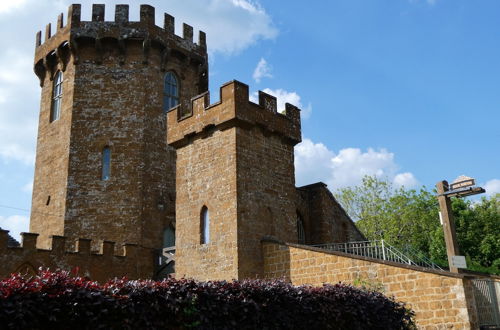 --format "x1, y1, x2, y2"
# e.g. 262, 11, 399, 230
34, 4, 207, 85
166, 80, 302, 148
0, 230, 153, 281
0, 231, 138, 257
